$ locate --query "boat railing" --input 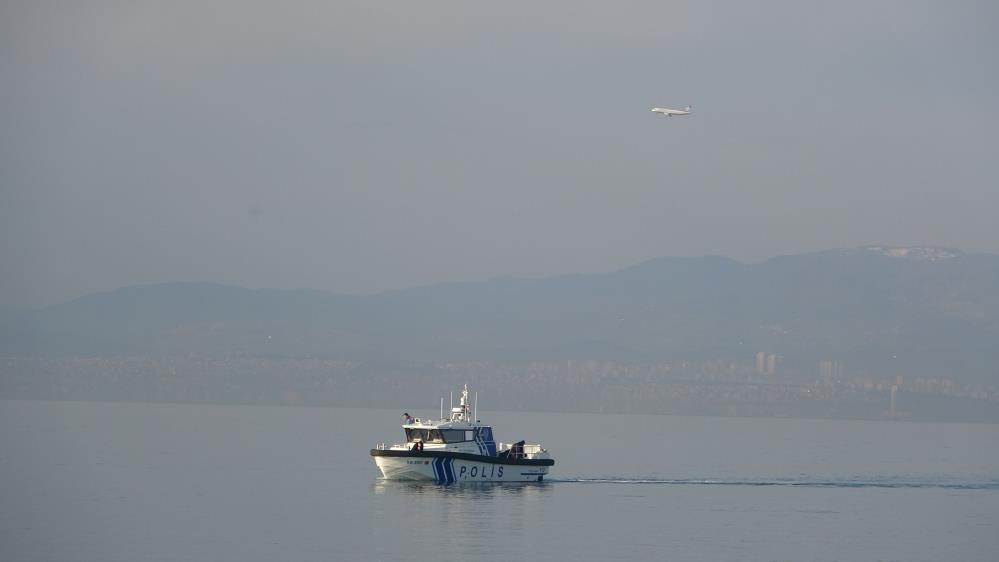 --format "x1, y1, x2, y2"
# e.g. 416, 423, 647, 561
378, 440, 548, 458
498, 442, 548, 459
